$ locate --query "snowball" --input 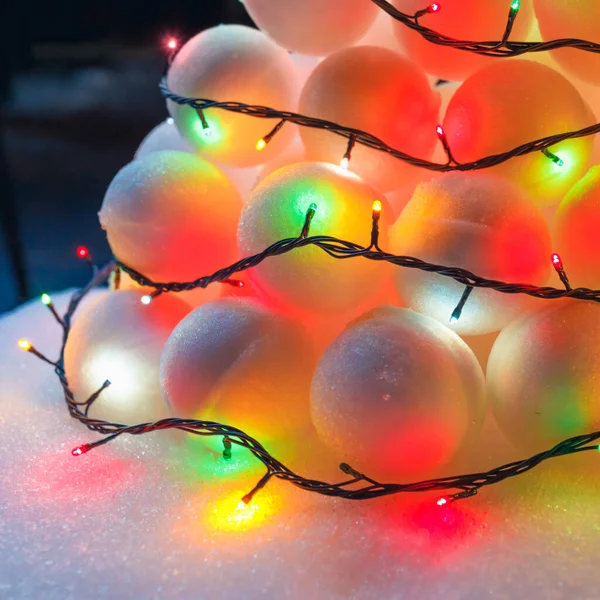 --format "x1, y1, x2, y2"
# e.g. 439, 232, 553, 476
534, 0, 600, 84
310, 306, 485, 479
298, 45, 440, 193
64, 290, 190, 425
166, 25, 297, 167
391, 0, 535, 81
237, 162, 391, 316
134, 119, 259, 202
487, 300, 600, 453
160, 298, 314, 442
390, 172, 552, 335
555, 166, 600, 289
443, 60, 595, 206
99, 150, 241, 283
242, 0, 378, 56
